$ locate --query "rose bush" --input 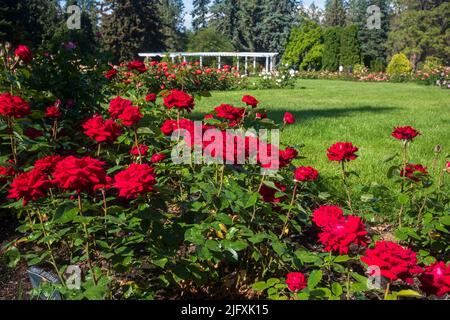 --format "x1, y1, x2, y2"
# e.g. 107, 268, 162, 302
0, 45, 448, 300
